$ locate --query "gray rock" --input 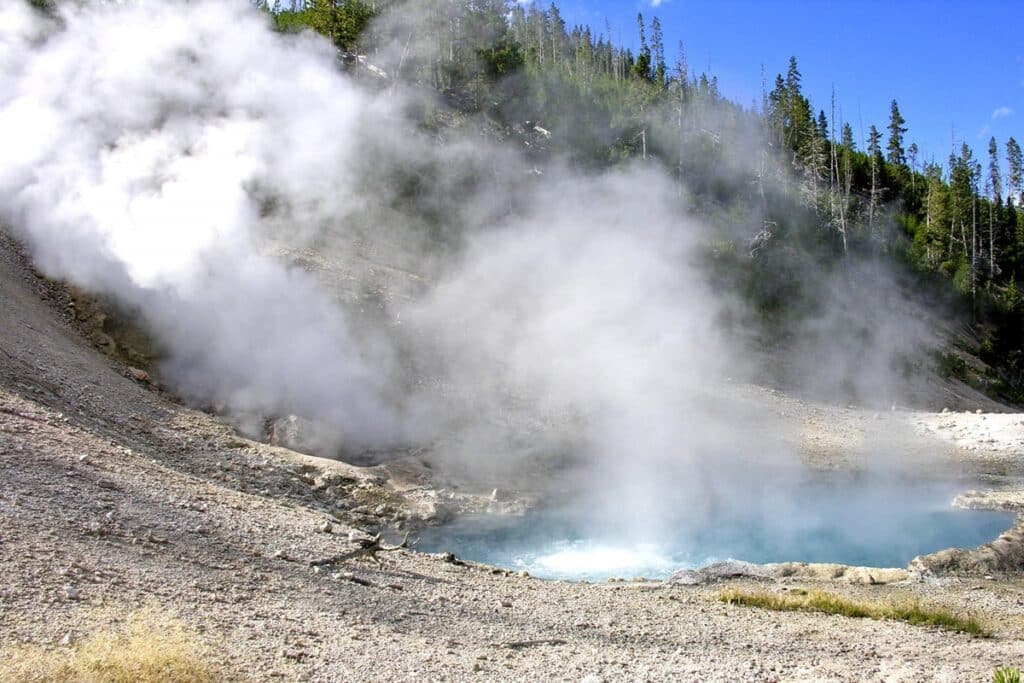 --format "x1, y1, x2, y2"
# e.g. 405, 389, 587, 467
668, 561, 773, 585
